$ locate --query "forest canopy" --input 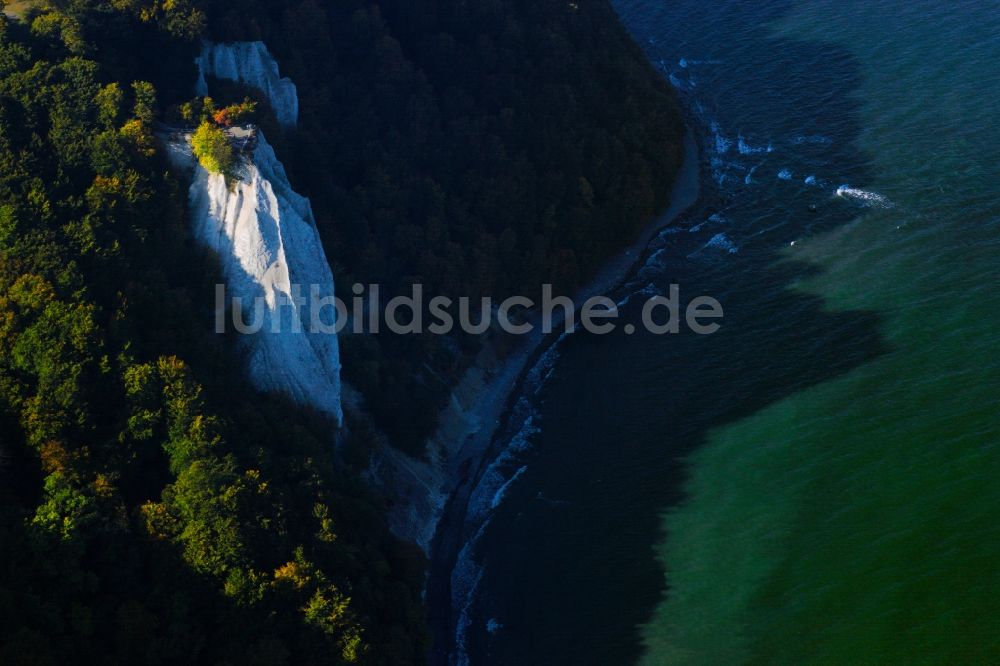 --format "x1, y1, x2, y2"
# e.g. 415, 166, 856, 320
0, 3, 425, 664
